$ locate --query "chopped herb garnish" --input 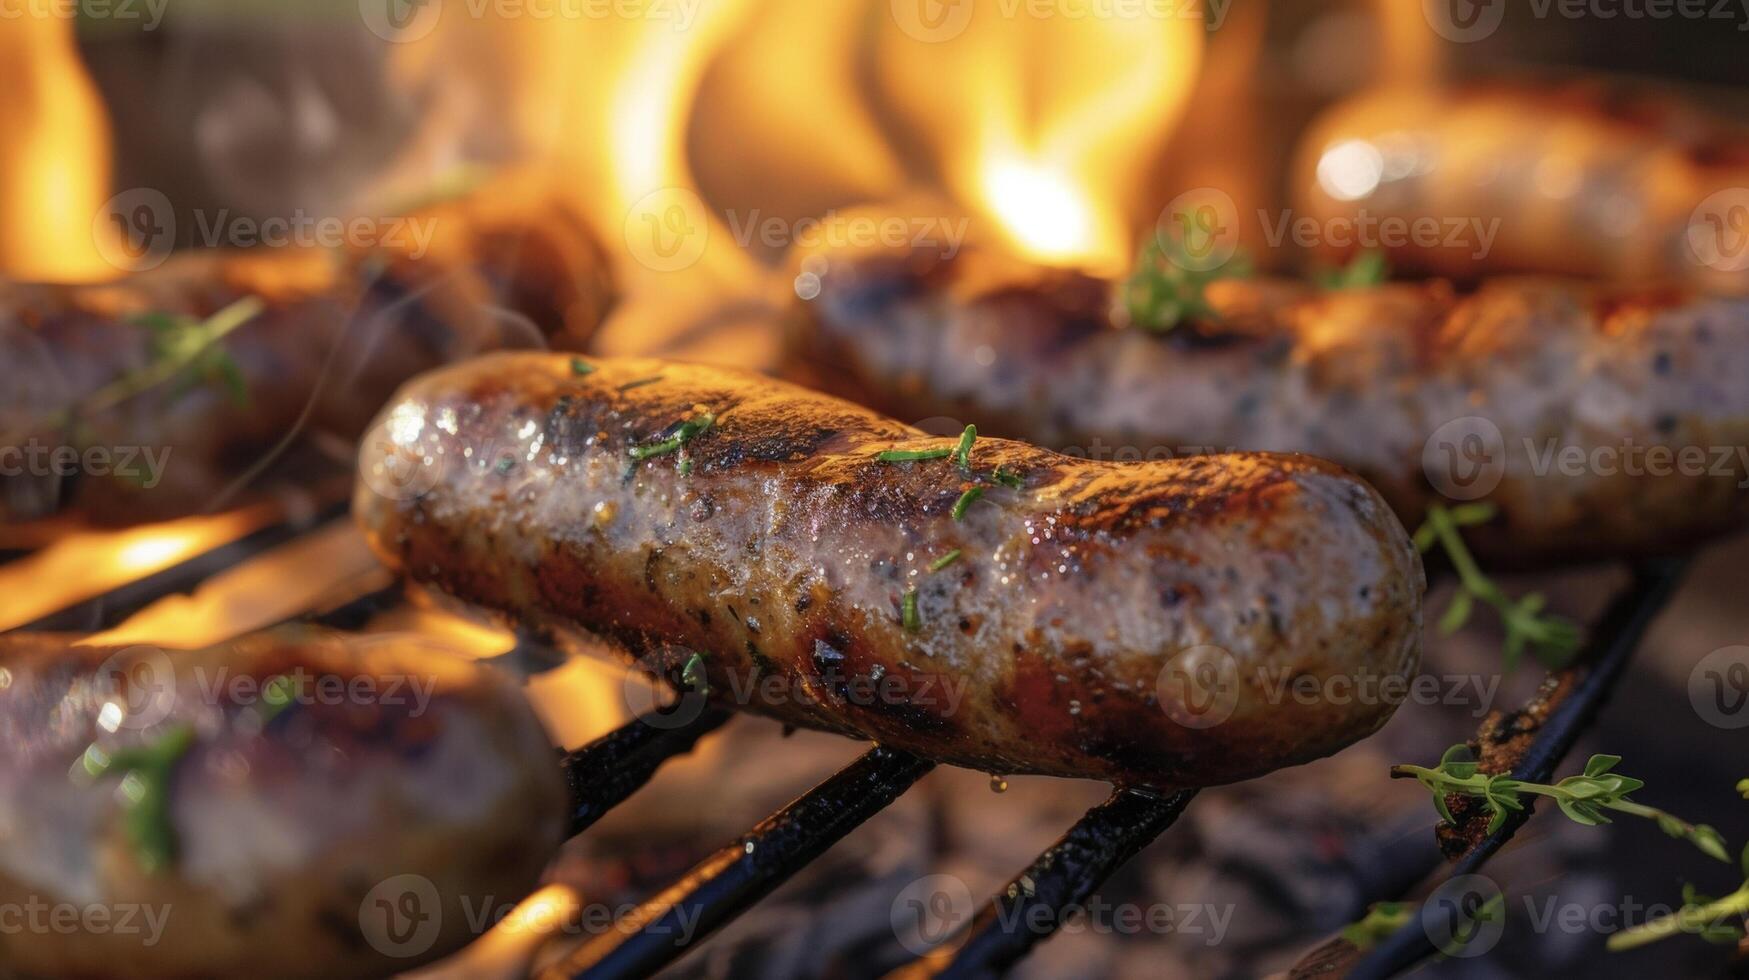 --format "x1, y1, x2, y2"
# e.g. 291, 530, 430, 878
679, 457, 694, 476
901, 589, 921, 631
570, 357, 596, 376
1414, 503, 1582, 670
1340, 902, 1415, 951
630, 412, 715, 461
992, 466, 1024, 489
261, 674, 301, 723
617, 375, 663, 392
681, 652, 708, 694
79, 725, 196, 874
877, 447, 954, 463
1316, 249, 1390, 290
951, 487, 984, 521
929, 550, 962, 572
1122, 235, 1252, 334
953, 425, 977, 468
